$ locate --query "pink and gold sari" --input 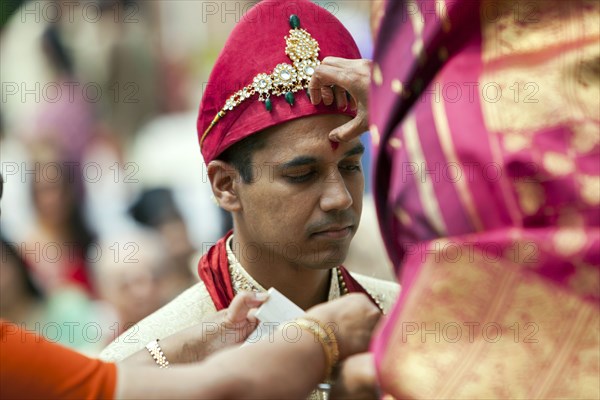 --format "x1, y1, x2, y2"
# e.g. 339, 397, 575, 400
369, 1, 599, 398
